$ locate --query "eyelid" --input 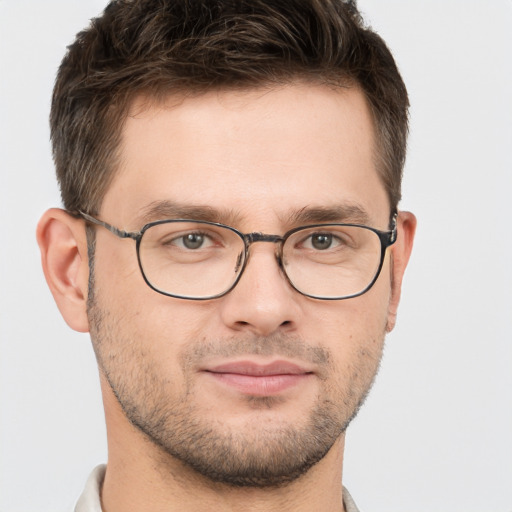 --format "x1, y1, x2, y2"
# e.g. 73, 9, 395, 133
289, 226, 358, 249
294, 229, 338, 244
